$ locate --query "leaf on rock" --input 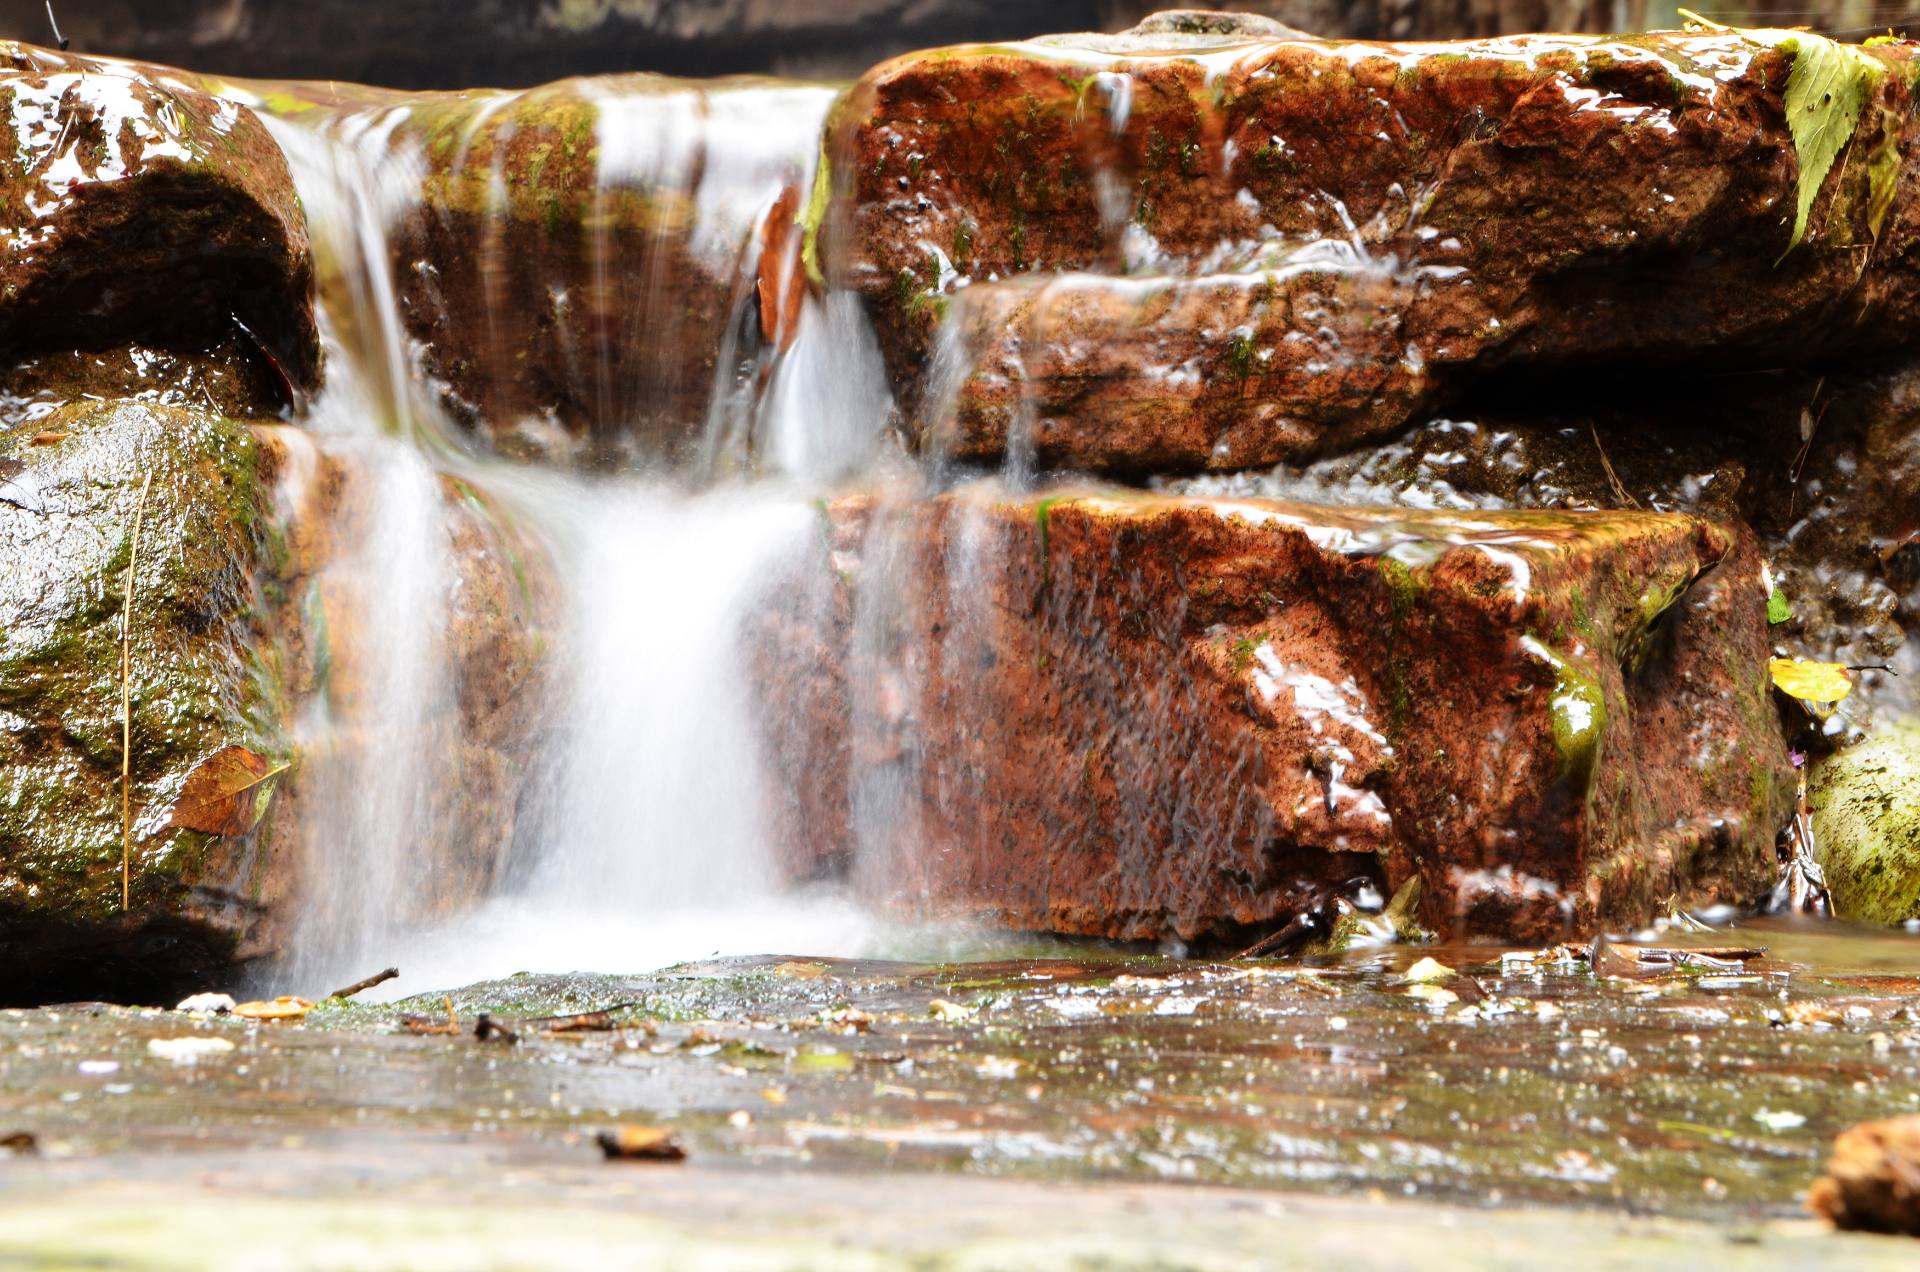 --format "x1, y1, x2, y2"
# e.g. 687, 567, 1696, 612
168, 746, 289, 837
1769, 657, 1855, 704
1772, 31, 1885, 253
